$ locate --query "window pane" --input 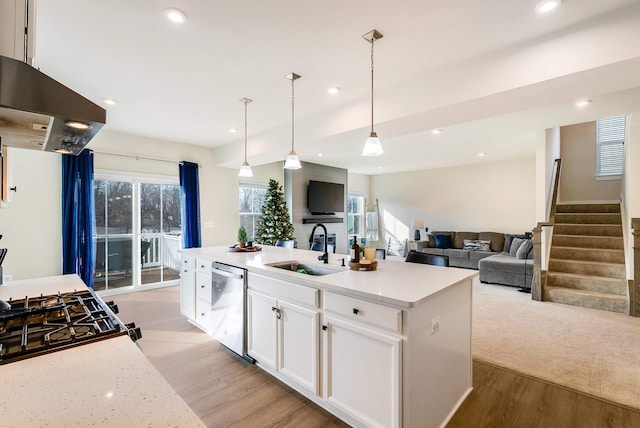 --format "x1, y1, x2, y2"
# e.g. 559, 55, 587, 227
239, 187, 253, 212
107, 181, 133, 234
95, 180, 106, 234
162, 185, 182, 233
141, 183, 161, 233
596, 116, 626, 176
252, 188, 267, 213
